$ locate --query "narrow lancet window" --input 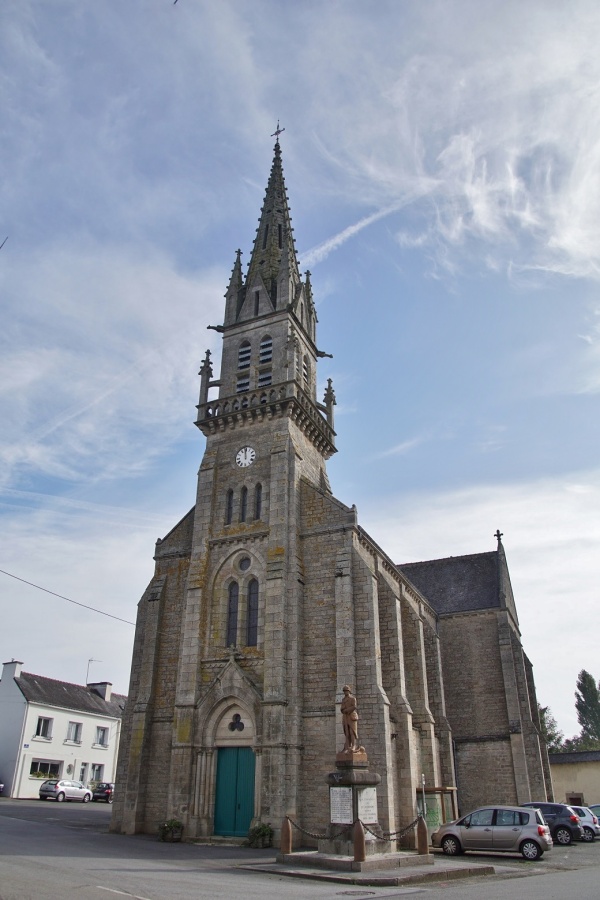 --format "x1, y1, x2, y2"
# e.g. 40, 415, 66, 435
259, 335, 273, 364
225, 489, 234, 525
262, 224, 269, 249
254, 483, 262, 520
254, 291, 260, 316
238, 341, 251, 369
226, 582, 239, 647
240, 486, 248, 522
247, 579, 259, 647
278, 223, 282, 249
